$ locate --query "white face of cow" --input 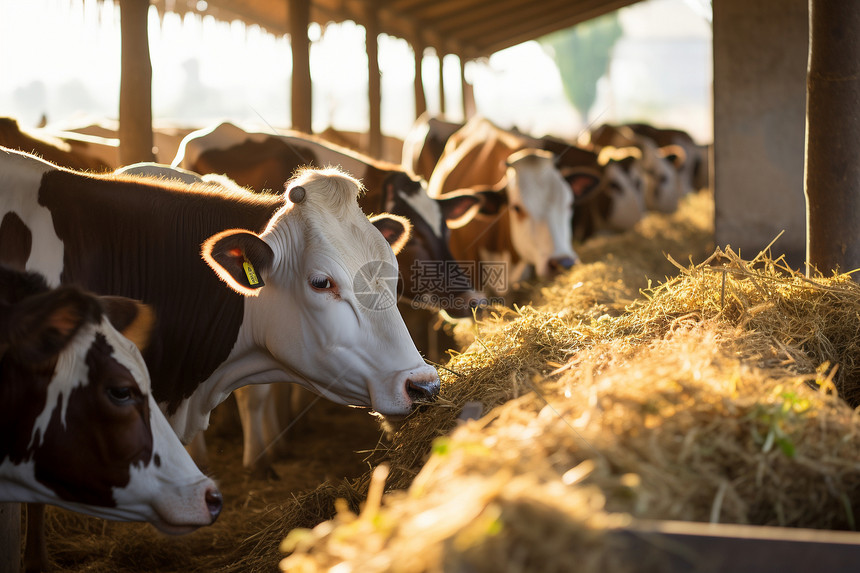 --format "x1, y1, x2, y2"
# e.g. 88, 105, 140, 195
636, 138, 683, 214
0, 279, 221, 533
504, 150, 578, 278
603, 162, 646, 232
202, 167, 440, 418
